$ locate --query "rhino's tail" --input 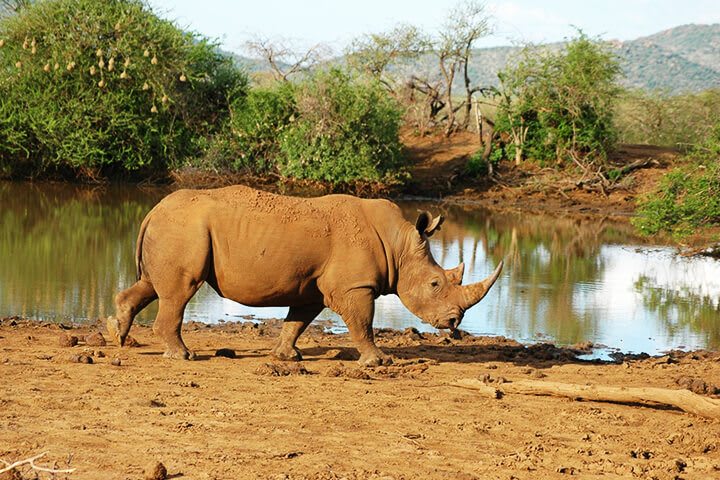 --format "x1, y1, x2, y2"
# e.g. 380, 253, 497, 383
135, 206, 157, 281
